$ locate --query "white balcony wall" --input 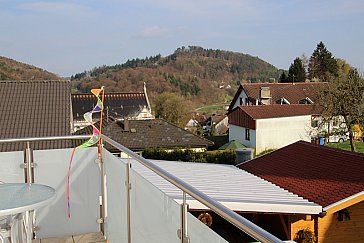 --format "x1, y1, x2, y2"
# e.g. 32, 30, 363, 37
130, 167, 181, 243
187, 213, 228, 243
0, 151, 24, 183
103, 148, 128, 242
33, 147, 101, 238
